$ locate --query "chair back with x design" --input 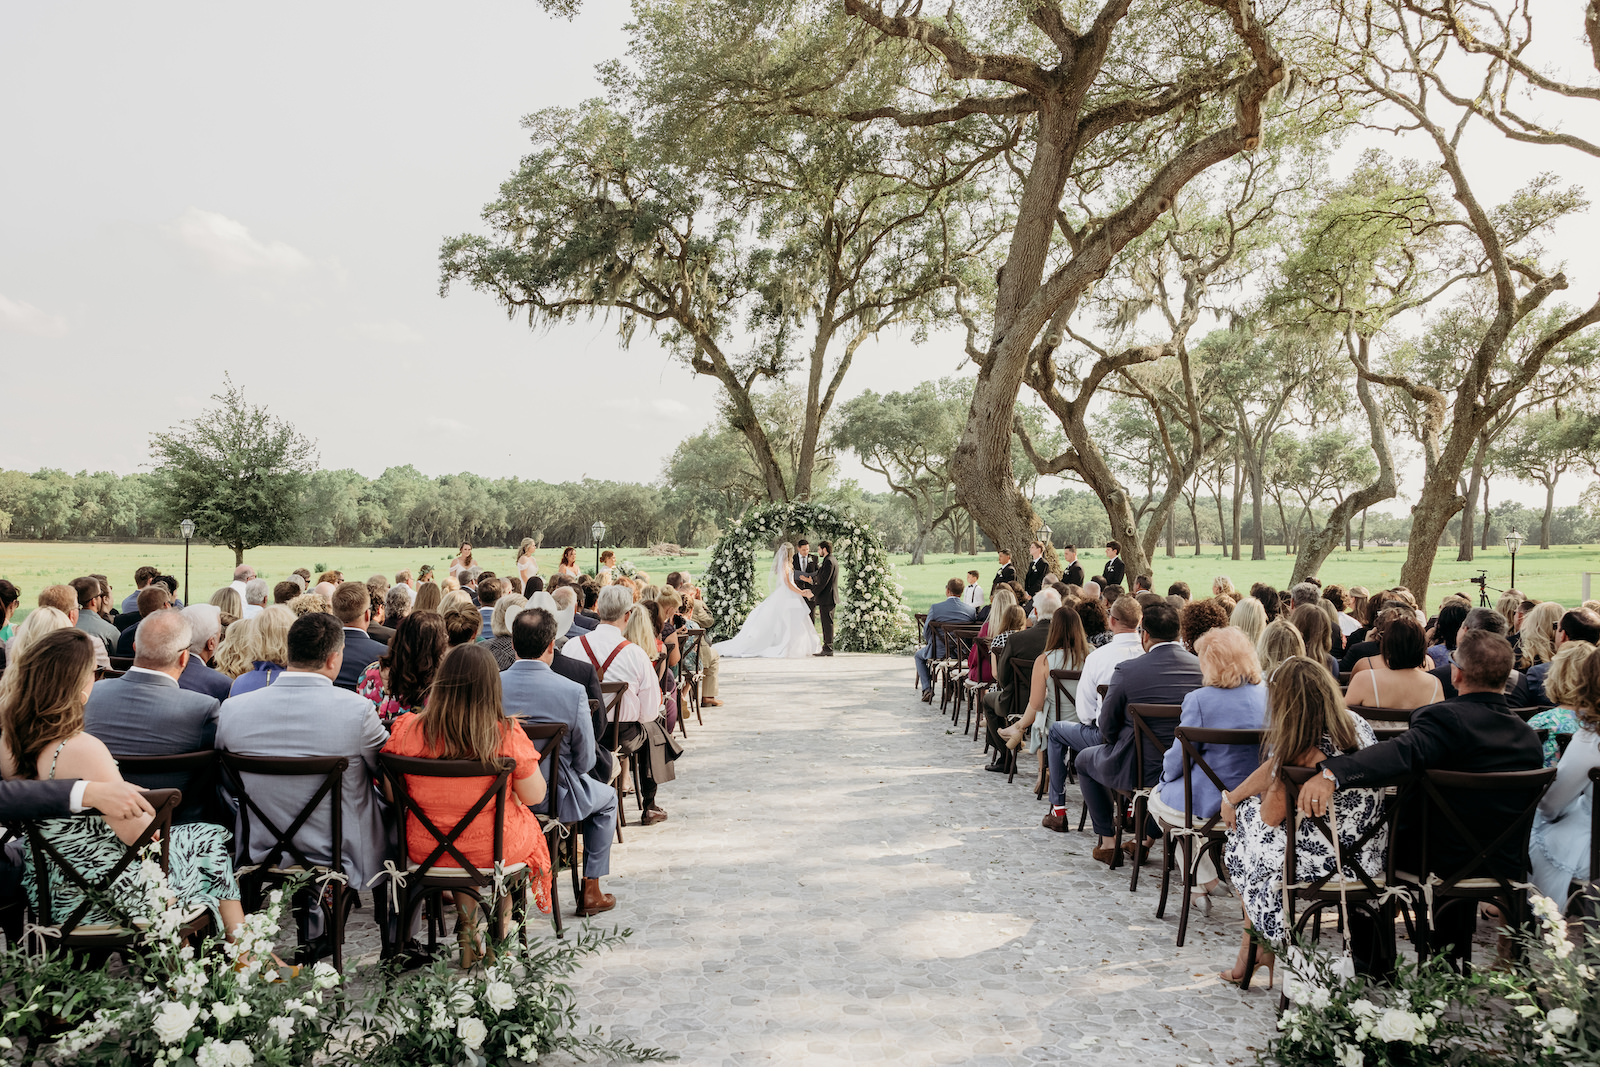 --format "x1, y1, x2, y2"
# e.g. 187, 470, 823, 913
1117, 703, 1183, 890
678, 628, 705, 726
24, 787, 206, 951
1049, 669, 1081, 725
596, 680, 642, 820
1280, 763, 1407, 936
1155, 727, 1264, 946
1410, 766, 1556, 962
513, 720, 572, 936
1347, 705, 1415, 724
113, 749, 220, 825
